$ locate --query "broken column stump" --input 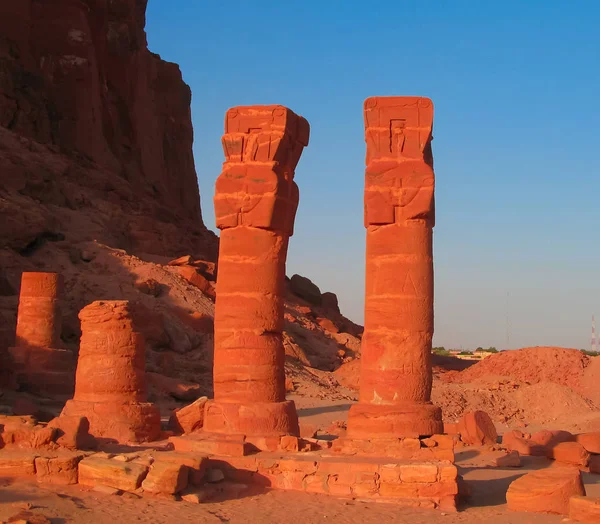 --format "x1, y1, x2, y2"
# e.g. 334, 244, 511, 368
8, 272, 75, 395
61, 300, 161, 443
